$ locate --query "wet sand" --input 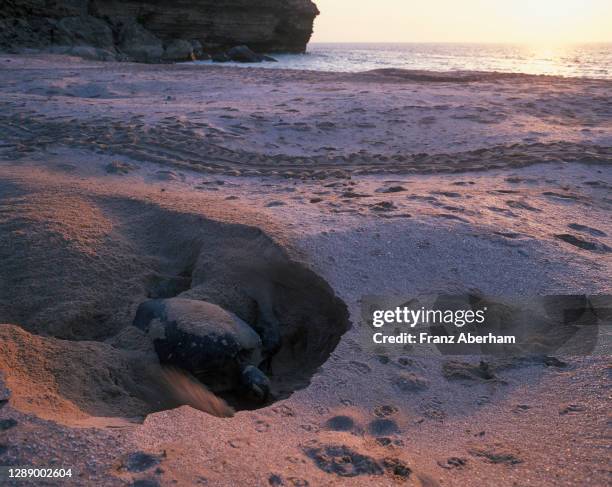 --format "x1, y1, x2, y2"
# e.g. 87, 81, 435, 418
0, 54, 611, 486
